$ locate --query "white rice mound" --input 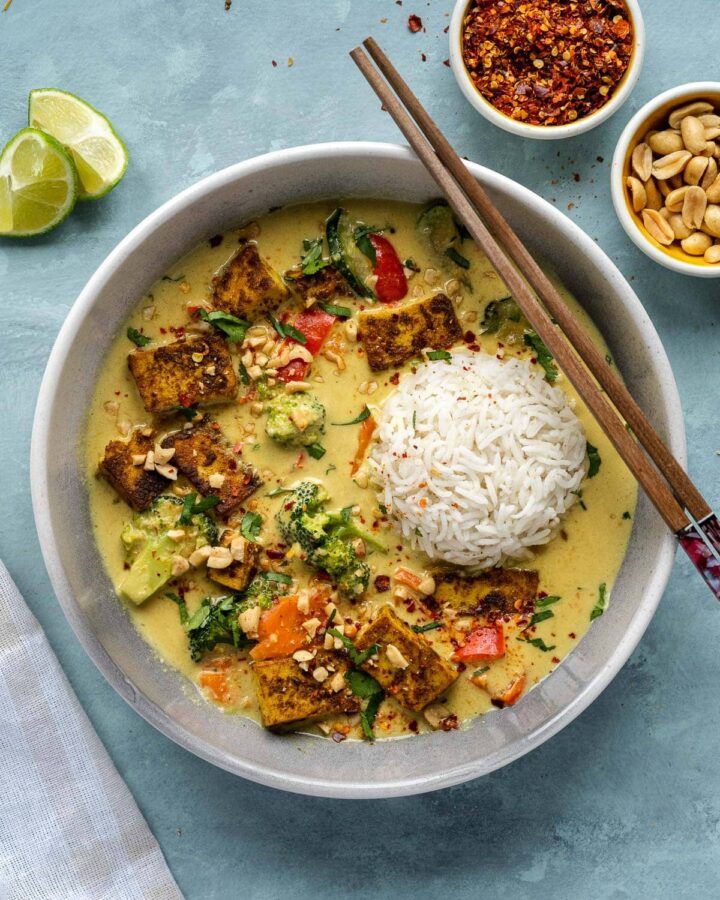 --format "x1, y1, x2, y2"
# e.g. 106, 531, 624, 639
369, 350, 588, 569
